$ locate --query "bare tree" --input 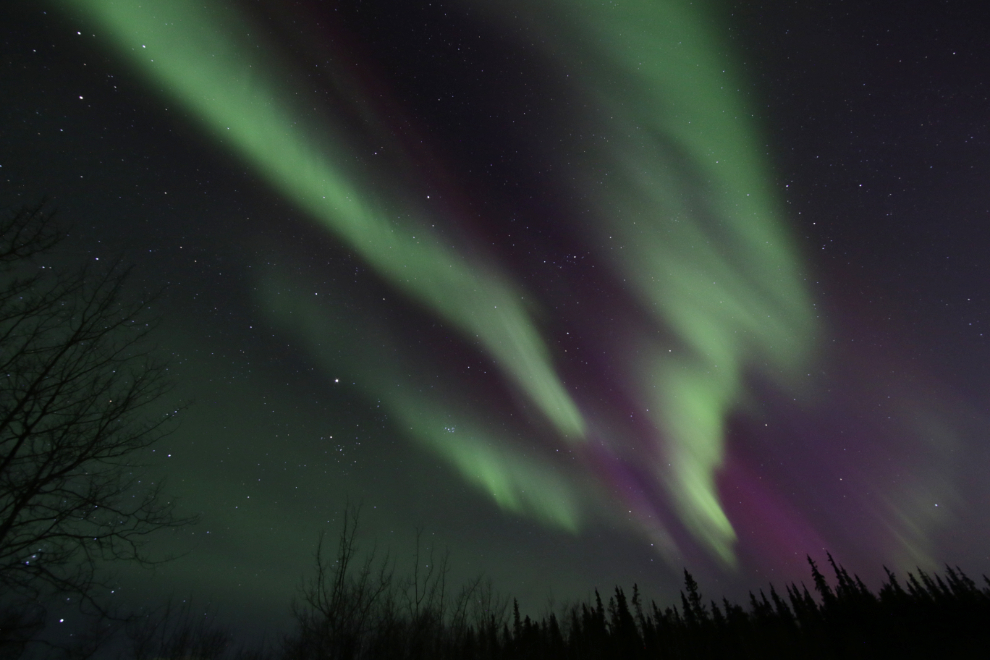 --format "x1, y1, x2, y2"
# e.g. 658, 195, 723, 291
286, 505, 507, 660
286, 505, 396, 660
0, 202, 193, 620
126, 596, 232, 660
